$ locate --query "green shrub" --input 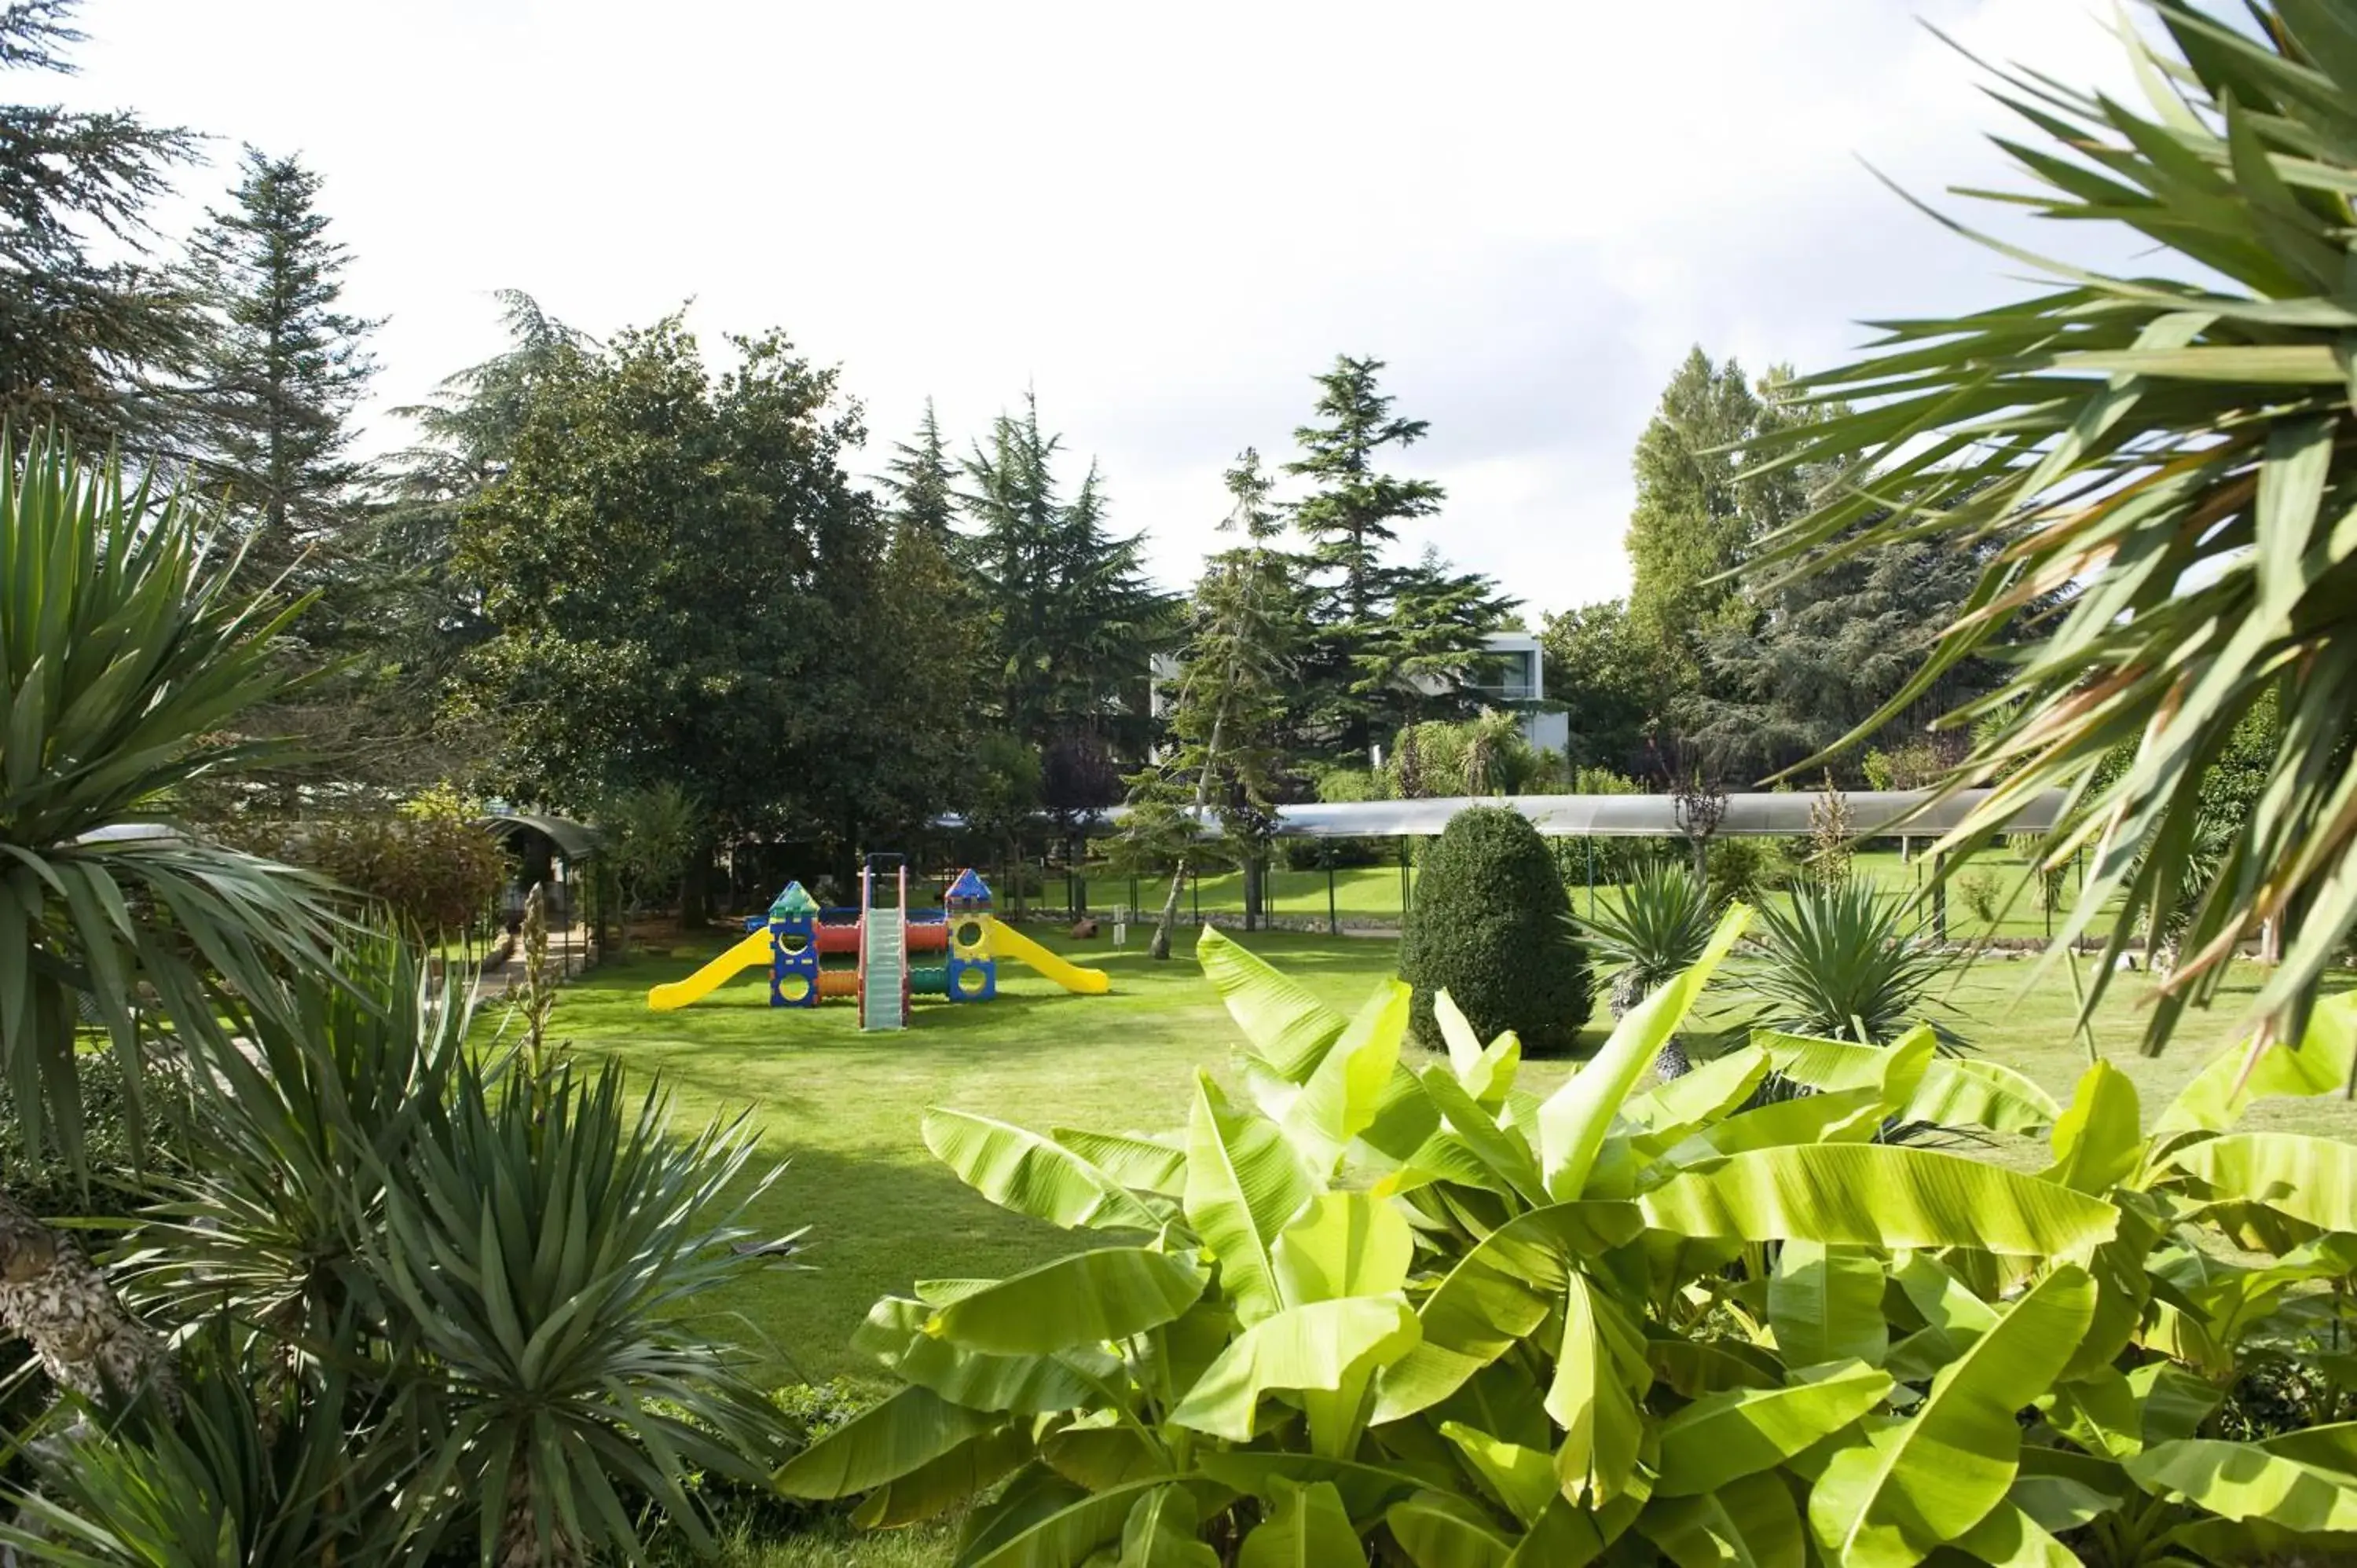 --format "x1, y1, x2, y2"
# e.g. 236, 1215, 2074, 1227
776, 923, 2357, 1566
1747, 878, 1969, 1050
1705, 835, 1789, 908
1398, 805, 1593, 1056
1956, 866, 2003, 927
